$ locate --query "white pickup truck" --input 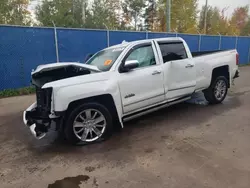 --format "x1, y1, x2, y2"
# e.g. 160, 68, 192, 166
23, 37, 239, 145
